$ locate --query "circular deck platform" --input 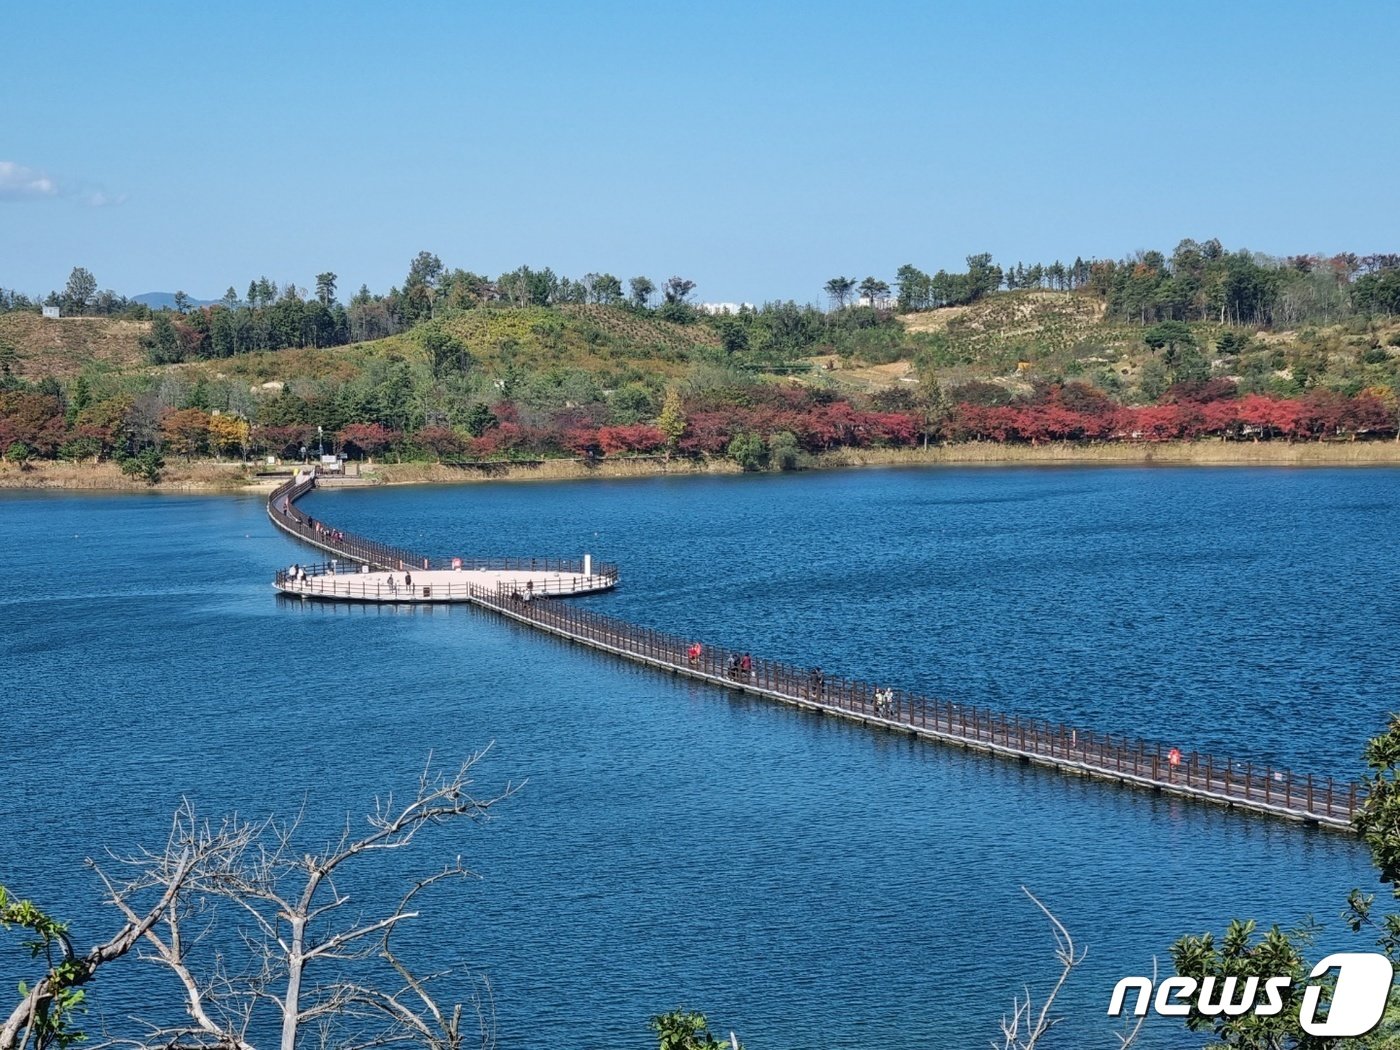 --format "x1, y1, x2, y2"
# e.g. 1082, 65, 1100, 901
276, 565, 614, 603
